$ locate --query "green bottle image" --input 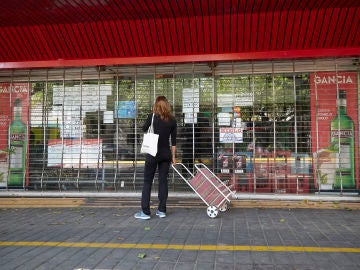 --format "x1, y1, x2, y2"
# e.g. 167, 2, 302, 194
330, 90, 355, 189
8, 98, 27, 187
